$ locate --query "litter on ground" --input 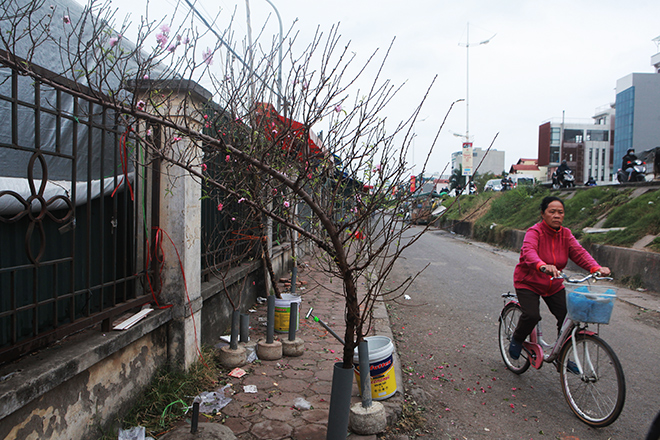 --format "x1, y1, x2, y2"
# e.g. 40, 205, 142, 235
246, 346, 258, 363
117, 426, 154, 440
228, 368, 247, 378
193, 384, 232, 414
293, 397, 312, 410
